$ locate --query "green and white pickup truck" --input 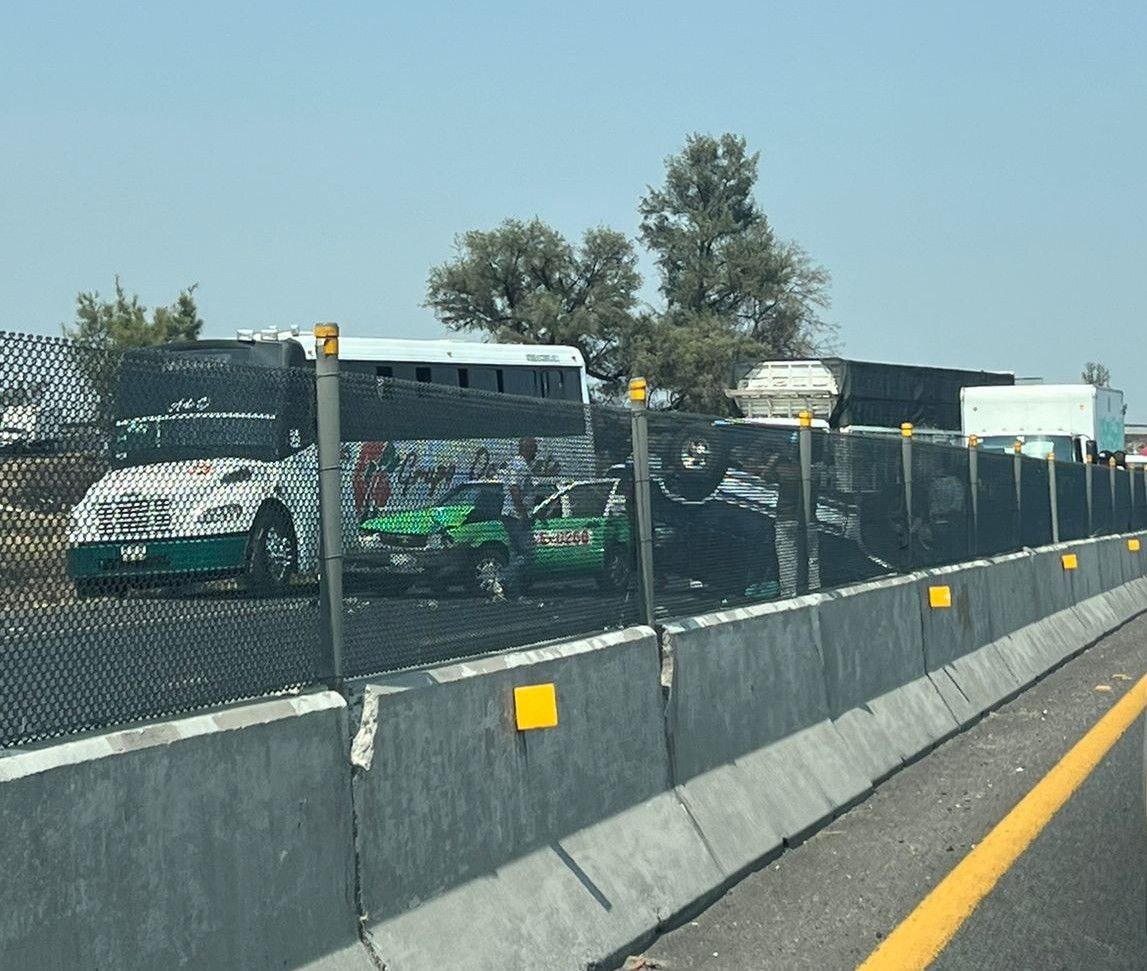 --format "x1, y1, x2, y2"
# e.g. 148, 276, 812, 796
356, 478, 632, 595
